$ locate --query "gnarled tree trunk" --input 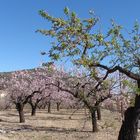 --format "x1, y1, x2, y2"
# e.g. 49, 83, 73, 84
56, 102, 61, 111
16, 103, 25, 123
31, 104, 37, 116
48, 102, 51, 113
118, 80, 140, 140
97, 106, 101, 120
118, 107, 140, 140
90, 107, 98, 132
